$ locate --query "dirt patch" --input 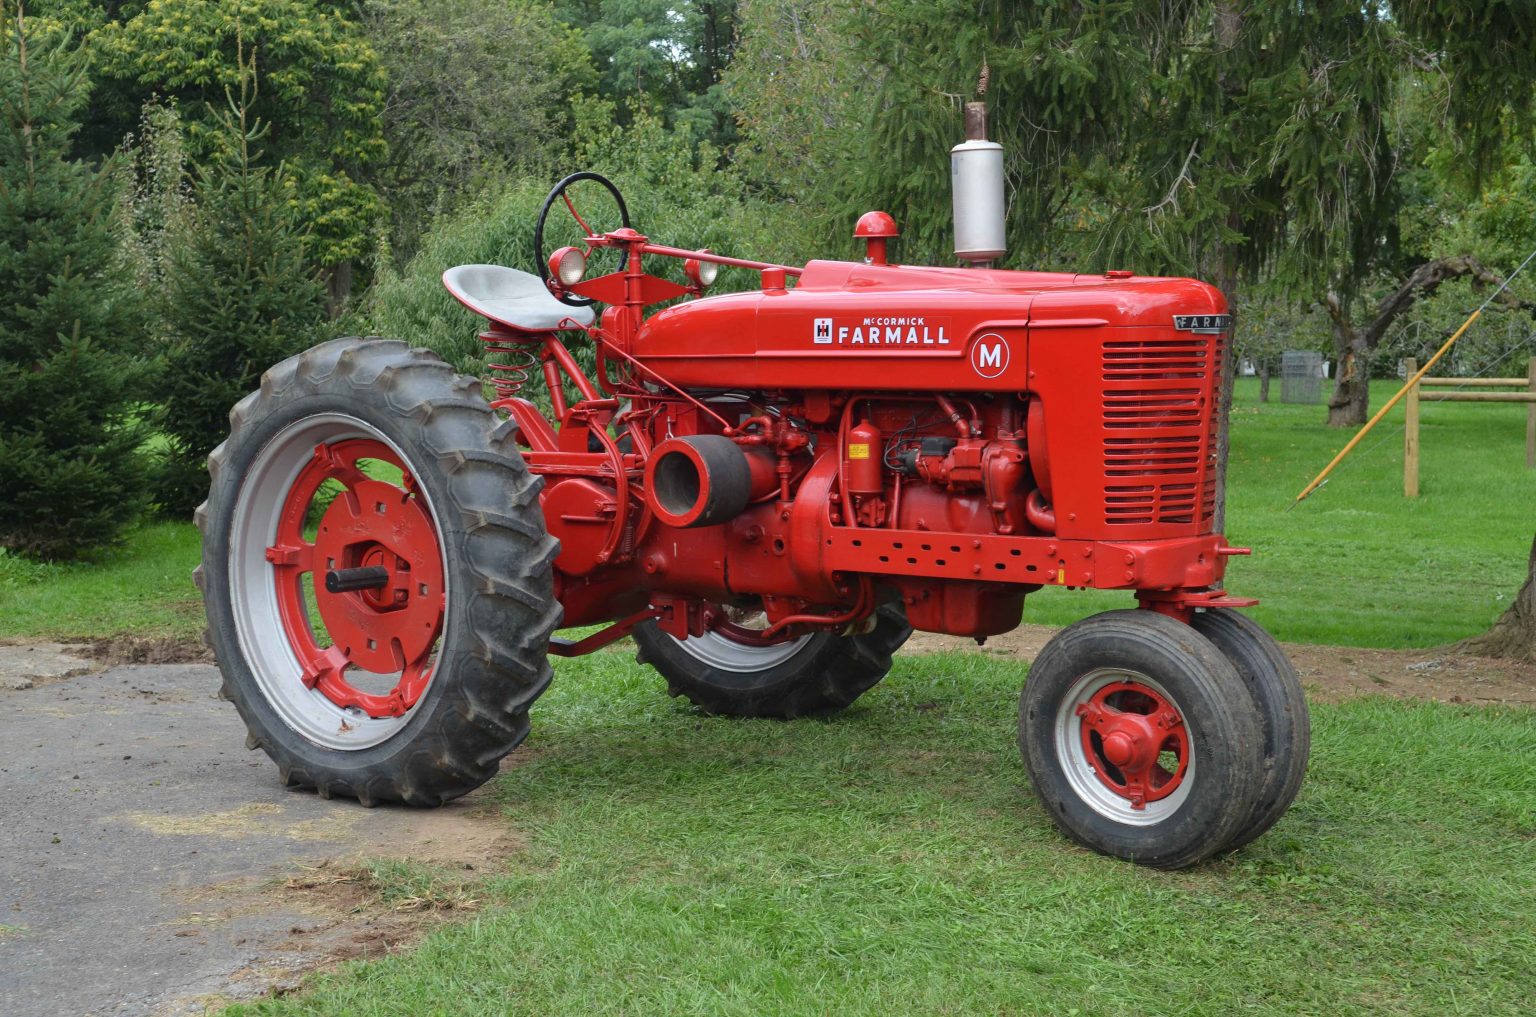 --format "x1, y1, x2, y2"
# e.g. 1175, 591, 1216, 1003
76, 633, 213, 667
166, 858, 487, 1015
903, 623, 1536, 706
